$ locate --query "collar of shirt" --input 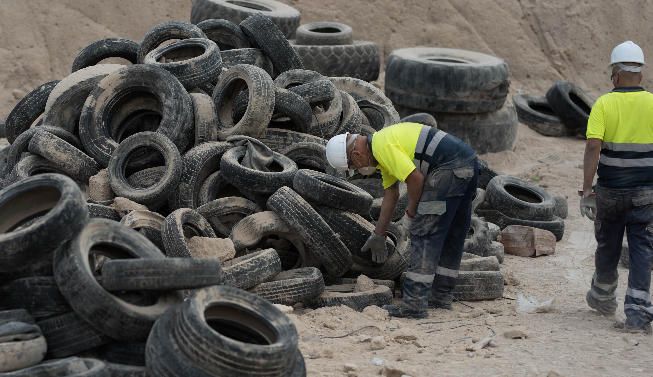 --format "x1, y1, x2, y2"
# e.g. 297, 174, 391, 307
612, 86, 645, 92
